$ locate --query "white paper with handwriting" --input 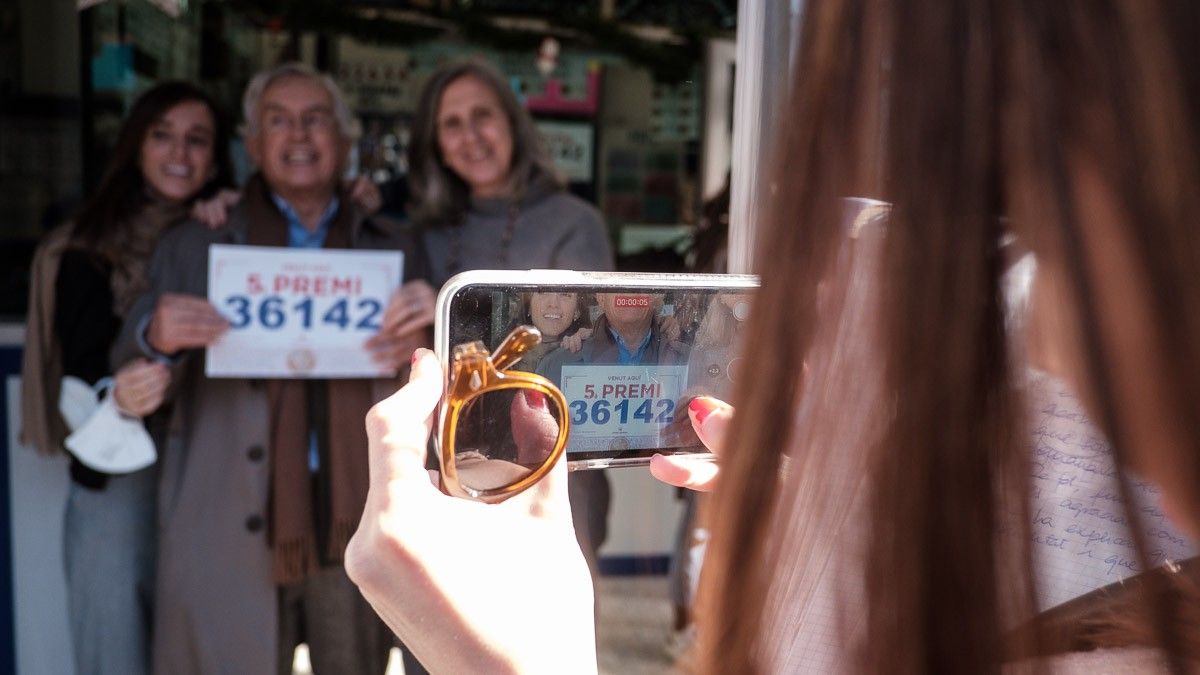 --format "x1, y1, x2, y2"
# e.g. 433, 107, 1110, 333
1027, 370, 1195, 609
771, 370, 1195, 673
